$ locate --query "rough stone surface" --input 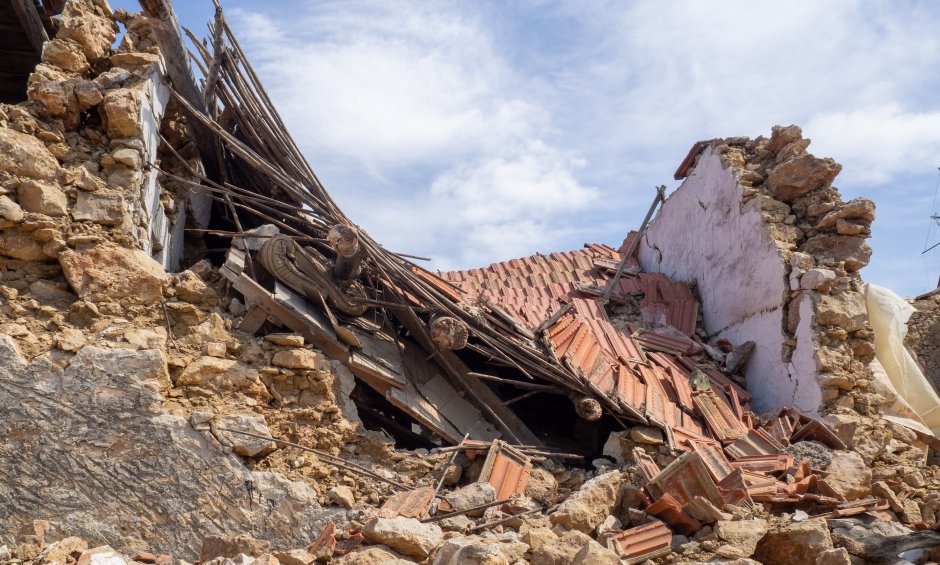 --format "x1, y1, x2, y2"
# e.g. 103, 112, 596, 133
815, 547, 851, 565
714, 518, 768, 557
530, 530, 591, 565
72, 192, 127, 224
362, 517, 443, 560
801, 268, 836, 291
211, 413, 277, 457
754, 519, 833, 565
816, 294, 868, 333
75, 546, 126, 565
571, 540, 619, 565
326, 485, 356, 508
0, 195, 25, 223
42, 38, 90, 73
765, 154, 841, 201
101, 88, 141, 138
549, 471, 623, 533
446, 482, 496, 518
39, 536, 88, 565
0, 337, 345, 557
200, 534, 270, 562
175, 356, 269, 400
0, 127, 60, 180
332, 546, 412, 565
18, 180, 68, 217
432, 536, 510, 565
271, 349, 319, 370
57, 0, 117, 62
822, 450, 872, 501
800, 235, 872, 272
0, 232, 46, 261
59, 245, 167, 304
